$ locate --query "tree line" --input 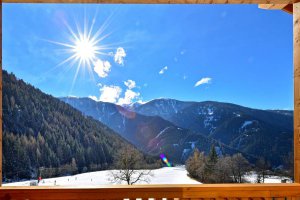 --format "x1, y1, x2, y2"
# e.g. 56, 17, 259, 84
186, 145, 292, 183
